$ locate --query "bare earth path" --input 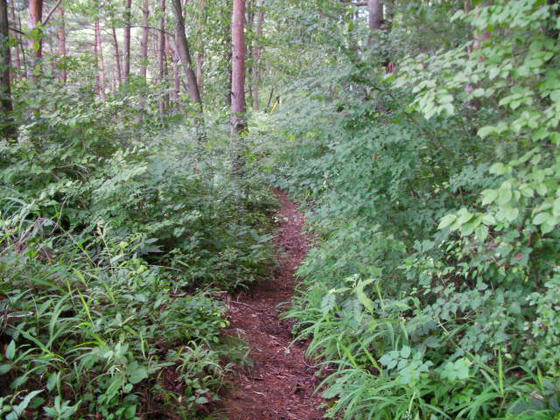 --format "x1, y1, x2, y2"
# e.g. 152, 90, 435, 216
218, 191, 326, 420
